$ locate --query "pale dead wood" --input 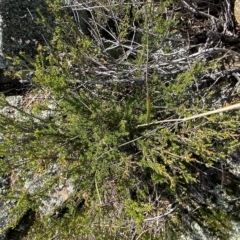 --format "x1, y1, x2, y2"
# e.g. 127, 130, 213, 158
137, 102, 240, 127
234, 0, 240, 25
